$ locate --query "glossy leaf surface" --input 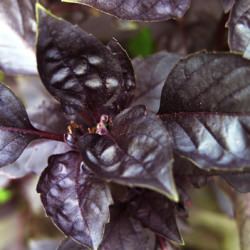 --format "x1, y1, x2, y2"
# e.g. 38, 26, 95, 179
36, 5, 135, 117
161, 113, 250, 171
132, 52, 180, 112
107, 38, 136, 93
62, 0, 191, 22
79, 105, 178, 201
159, 52, 250, 171
0, 82, 38, 167
0, 0, 37, 74
130, 191, 183, 244
227, 0, 250, 56
37, 152, 113, 250
159, 52, 250, 114
100, 206, 156, 250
